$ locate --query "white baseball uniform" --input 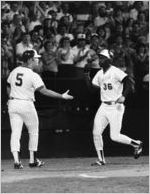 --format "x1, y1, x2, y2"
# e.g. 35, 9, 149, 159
92, 65, 133, 151
7, 66, 44, 152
